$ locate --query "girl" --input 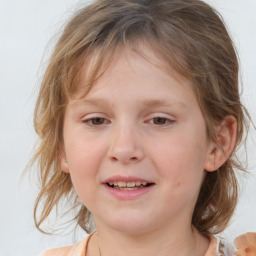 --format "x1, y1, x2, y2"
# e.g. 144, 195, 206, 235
31, 0, 255, 255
